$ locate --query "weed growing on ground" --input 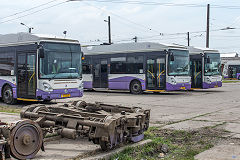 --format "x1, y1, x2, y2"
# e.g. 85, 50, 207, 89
0, 106, 20, 113
110, 127, 224, 160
